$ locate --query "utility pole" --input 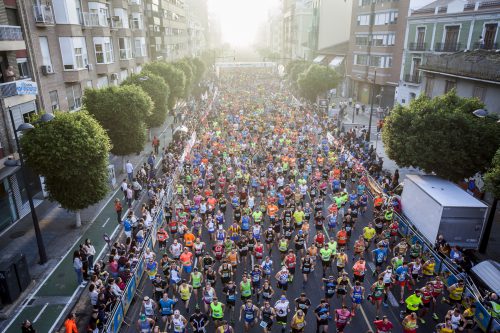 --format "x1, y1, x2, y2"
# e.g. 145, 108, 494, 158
367, 69, 377, 141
